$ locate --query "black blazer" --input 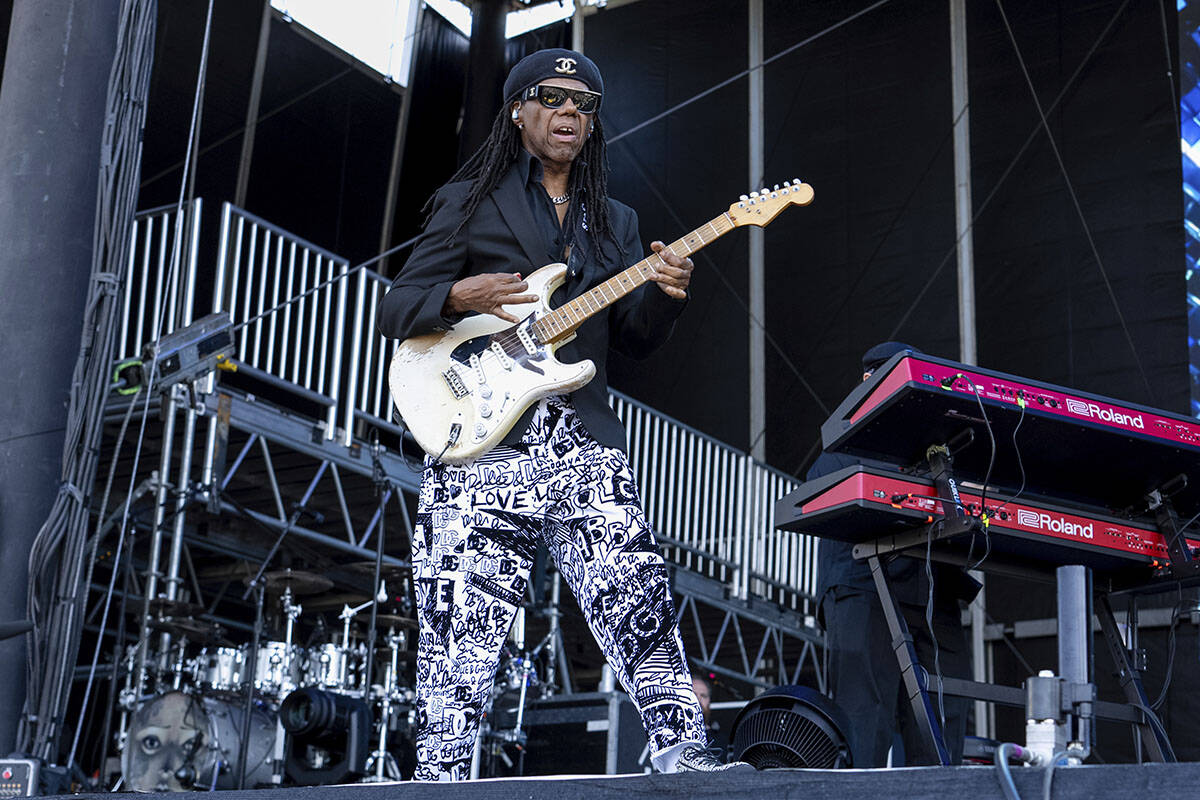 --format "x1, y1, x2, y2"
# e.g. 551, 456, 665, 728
377, 160, 686, 453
